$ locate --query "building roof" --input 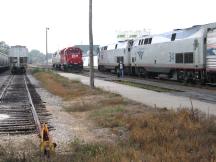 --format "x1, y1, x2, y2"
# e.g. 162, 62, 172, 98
75, 45, 99, 56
